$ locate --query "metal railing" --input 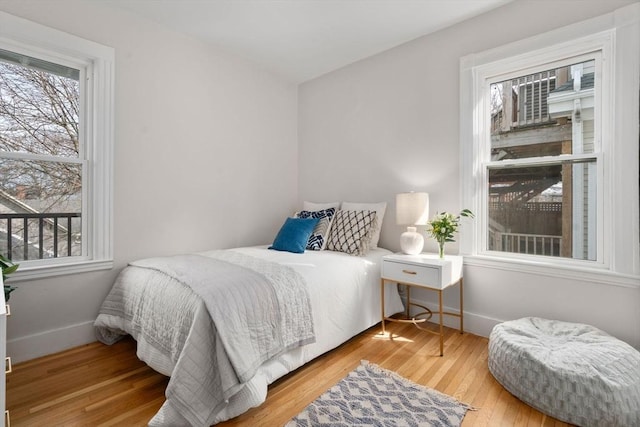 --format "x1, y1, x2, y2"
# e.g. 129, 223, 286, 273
512, 70, 557, 127
491, 69, 559, 134
489, 201, 562, 212
490, 231, 562, 257
0, 212, 81, 260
